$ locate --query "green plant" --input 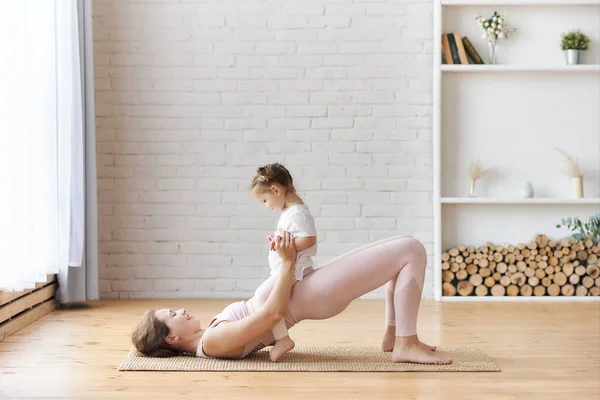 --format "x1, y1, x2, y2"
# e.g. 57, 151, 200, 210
556, 212, 600, 241
561, 30, 590, 51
